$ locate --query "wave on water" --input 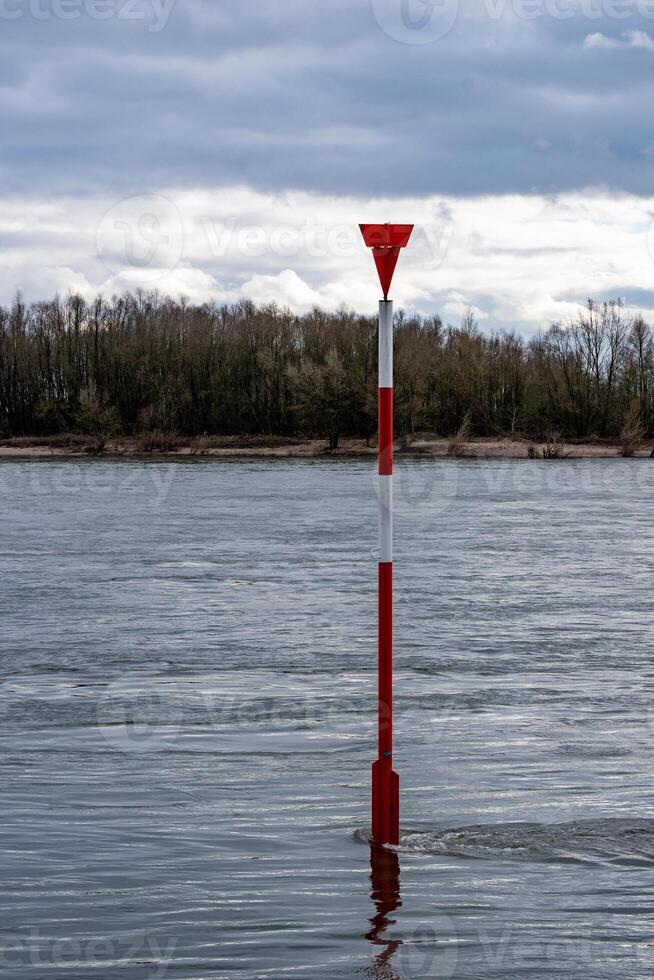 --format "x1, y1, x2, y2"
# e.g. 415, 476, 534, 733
358, 819, 654, 867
